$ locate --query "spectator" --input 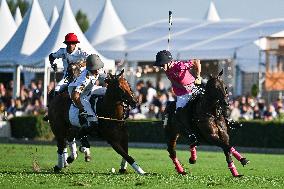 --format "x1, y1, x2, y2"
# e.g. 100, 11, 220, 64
6, 99, 16, 119
263, 104, 277, 121
146, 80, 157, 104
0, 101, 6, 121
253, 105, 262, 119
230, 100, 241, 121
